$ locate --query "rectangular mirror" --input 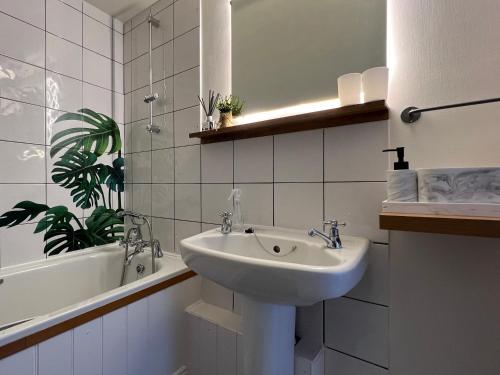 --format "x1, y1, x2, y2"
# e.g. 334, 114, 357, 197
232, 0, 386, 114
